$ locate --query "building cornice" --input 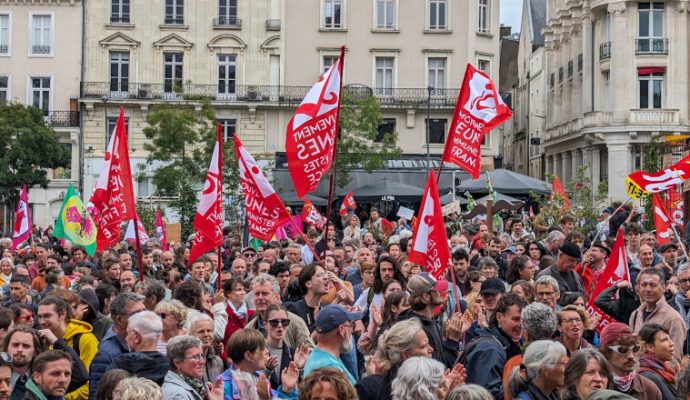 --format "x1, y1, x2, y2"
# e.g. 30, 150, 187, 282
0, 0, 81, 4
